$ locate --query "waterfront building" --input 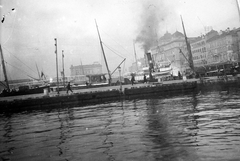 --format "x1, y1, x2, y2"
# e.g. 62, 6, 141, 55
151, 31, 197, 75
129, 27, 240, 79
237, 28, 240, 58
149, 28, 240, 76
190, 30, 218, 74
191, 36, 207, 69
205, 28, 239, 72
154, 31, 185, 75
191, 30, 218, 73
70, 62, 102, 76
